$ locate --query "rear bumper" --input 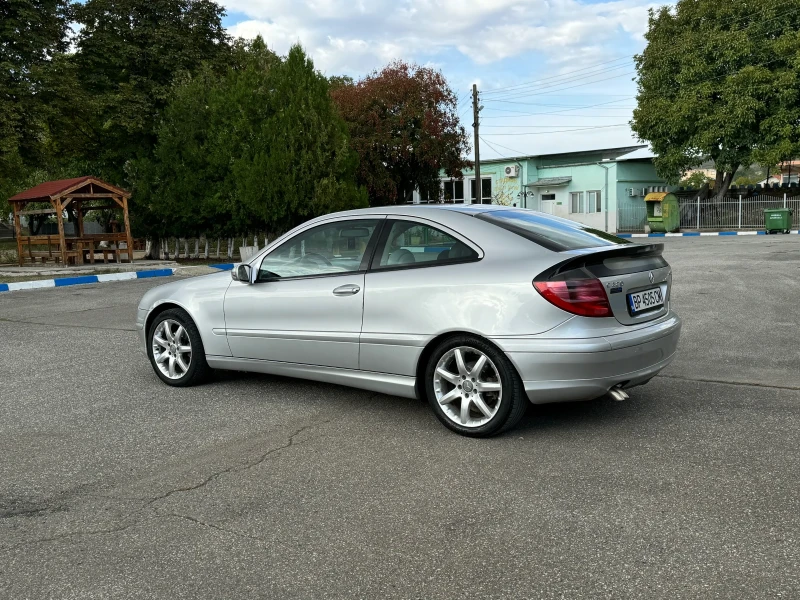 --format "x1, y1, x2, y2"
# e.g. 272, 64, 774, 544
492, 313, 682, 404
